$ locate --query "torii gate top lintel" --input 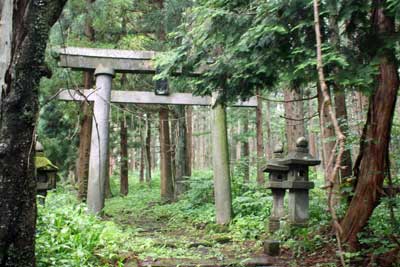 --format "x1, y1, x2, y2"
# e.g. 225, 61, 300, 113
57, 47, 159, 74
